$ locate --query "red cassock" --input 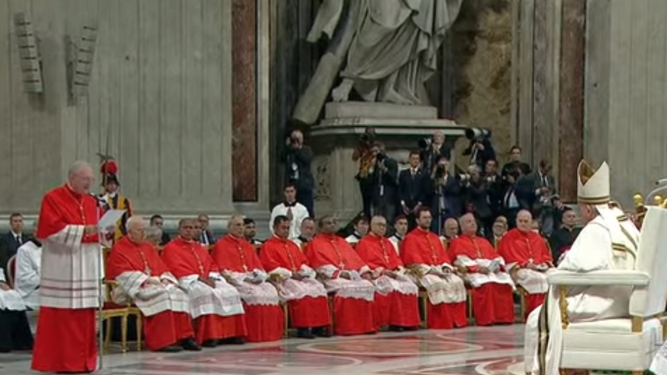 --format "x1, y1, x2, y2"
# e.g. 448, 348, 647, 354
305, 234, 375, 335
211, 235, 284, 342
32, 185, 101, 373
106, 237, 195, 351
400, 229, 468, 329
162, 237, 247, 344
259, 236, 331, 329
356, 234, 421, 329
497, 229, 553, 316
449, 235, 515, 326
